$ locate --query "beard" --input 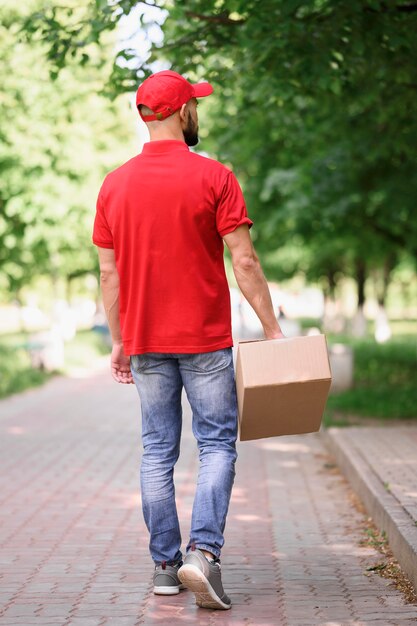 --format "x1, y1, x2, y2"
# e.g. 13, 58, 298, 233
183, 111, 199, 147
